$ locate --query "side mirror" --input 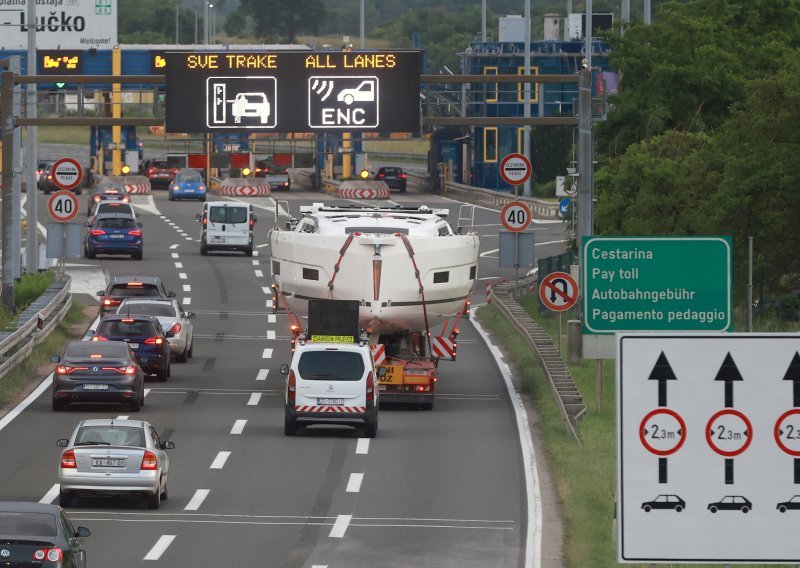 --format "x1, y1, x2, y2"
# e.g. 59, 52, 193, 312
187, 312, 196, 319
75, 527, 91, 538
137, 222, 143, 228
167, 291, 176, 298
85, 330, 95, 337
161, 441, 176, 450
280, 364, 289, 375
56, 438, 69, 447
252, 215, 257, 223
165, 331, 175, 338
96, 290, 106, 297
377, 367, 387, 378
194, 214, 202, 222
50, 355, 61, 363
